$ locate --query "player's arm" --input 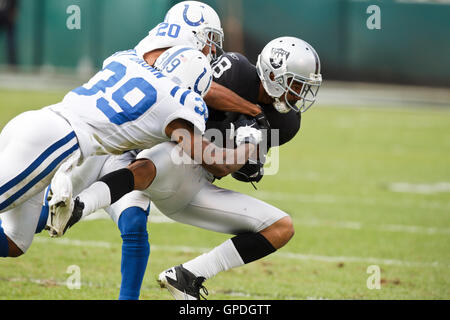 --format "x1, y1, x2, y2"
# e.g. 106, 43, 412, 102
164, 119, 259, 177
64, 117, 261, 220
204, 82, 261, 117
